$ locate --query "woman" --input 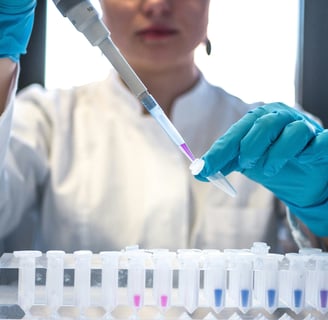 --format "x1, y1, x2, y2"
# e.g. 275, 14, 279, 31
0, 0, 298, 253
